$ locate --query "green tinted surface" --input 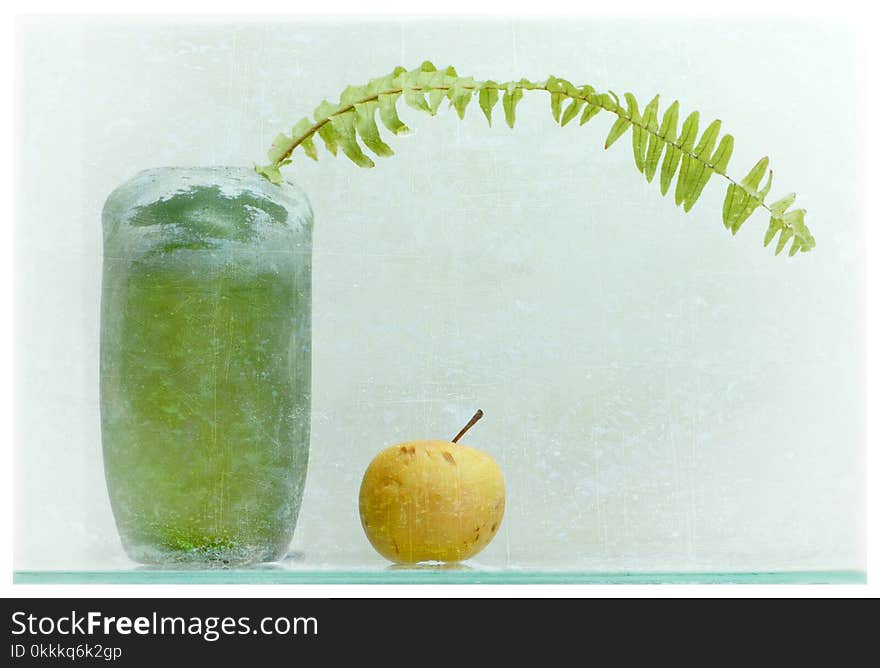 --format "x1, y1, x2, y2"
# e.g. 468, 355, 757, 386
13, 570, 866, 585
128, 184, 288, 244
